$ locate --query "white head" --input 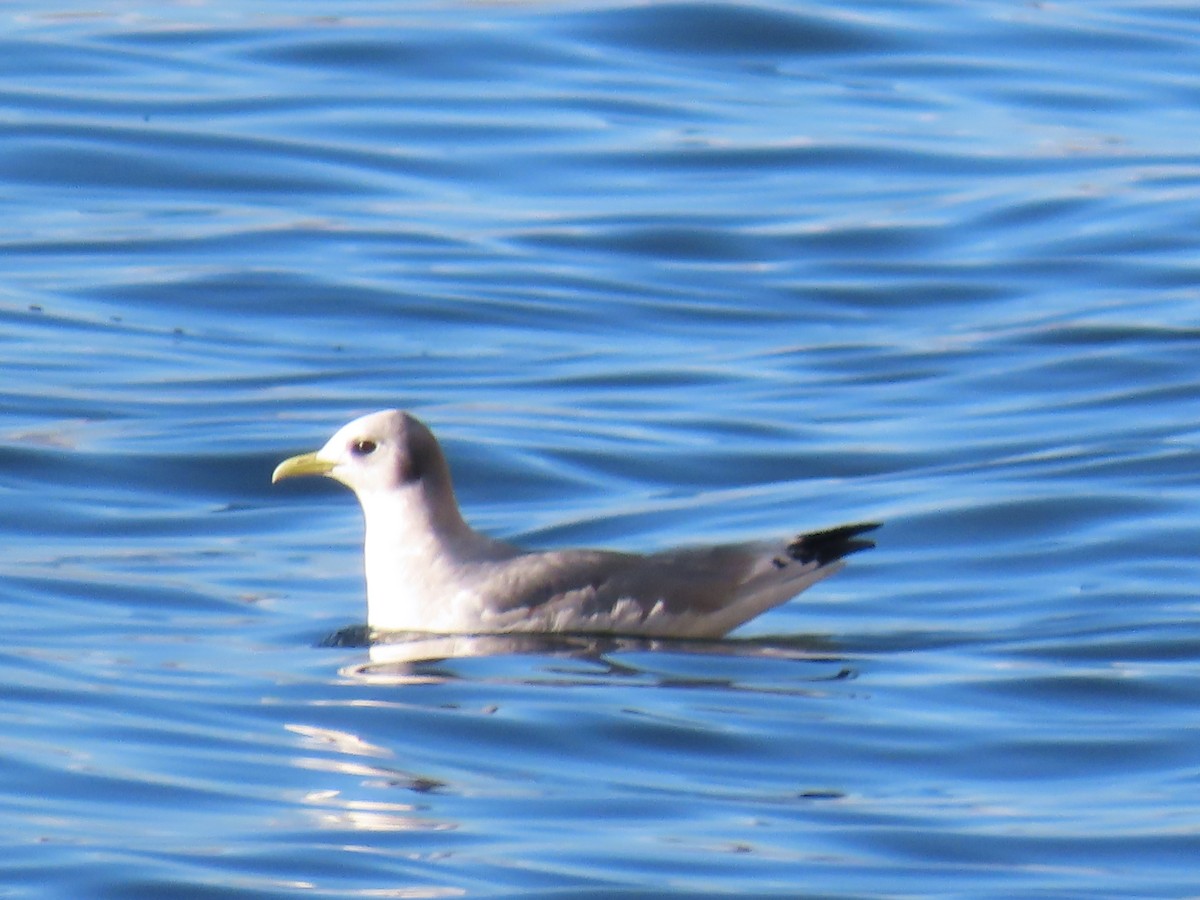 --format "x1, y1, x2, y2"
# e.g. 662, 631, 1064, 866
273, 409, 467, 533
273, 409, 485, 631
